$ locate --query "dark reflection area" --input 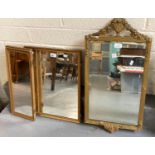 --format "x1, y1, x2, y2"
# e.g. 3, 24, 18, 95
89, 42, 146, 125
145, 95, 155, 109
0, 81, 9, 112
144, 95, 155, 131
9, 51, 32, 116
41, 51, 79, 119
